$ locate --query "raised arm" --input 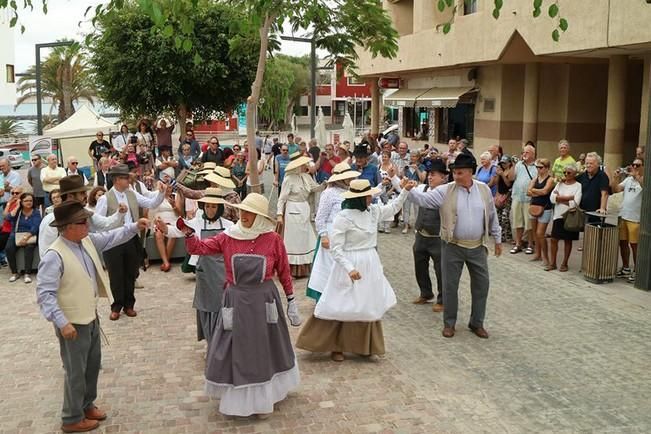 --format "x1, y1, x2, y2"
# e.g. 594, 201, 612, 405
408, 183, 447, 209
